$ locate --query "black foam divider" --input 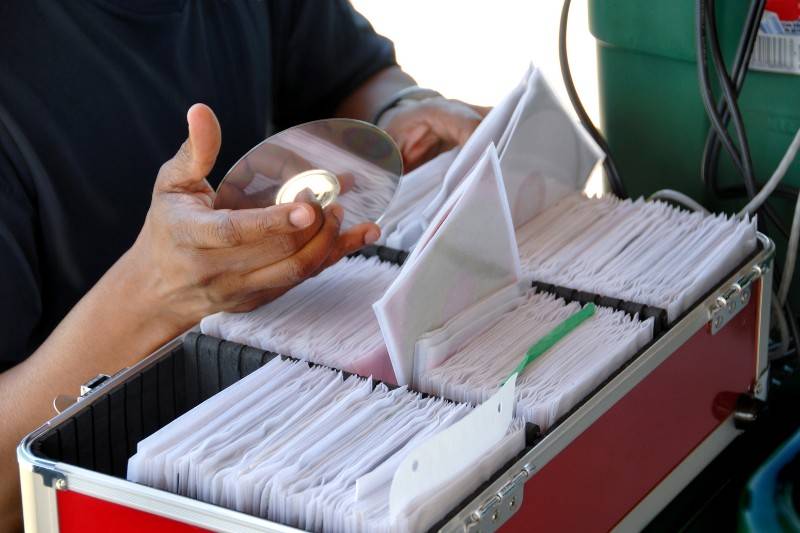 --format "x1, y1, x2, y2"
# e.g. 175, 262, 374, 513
354, 244, 409, 265
531, 280, 669, 337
